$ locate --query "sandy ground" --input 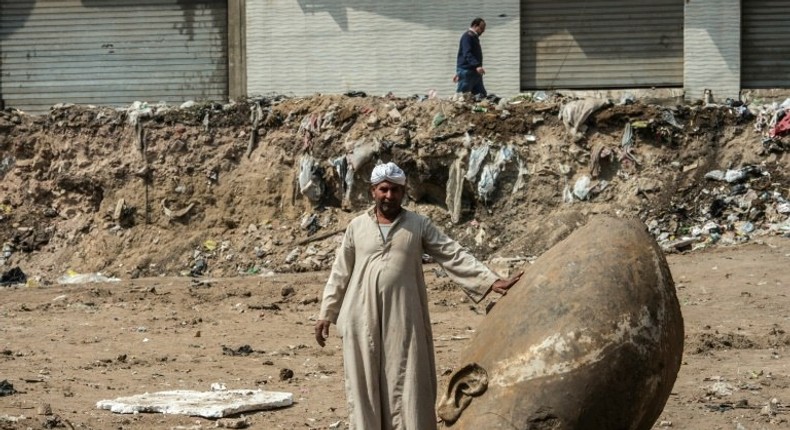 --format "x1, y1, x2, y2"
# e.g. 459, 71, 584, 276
1, 237, 788, 430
